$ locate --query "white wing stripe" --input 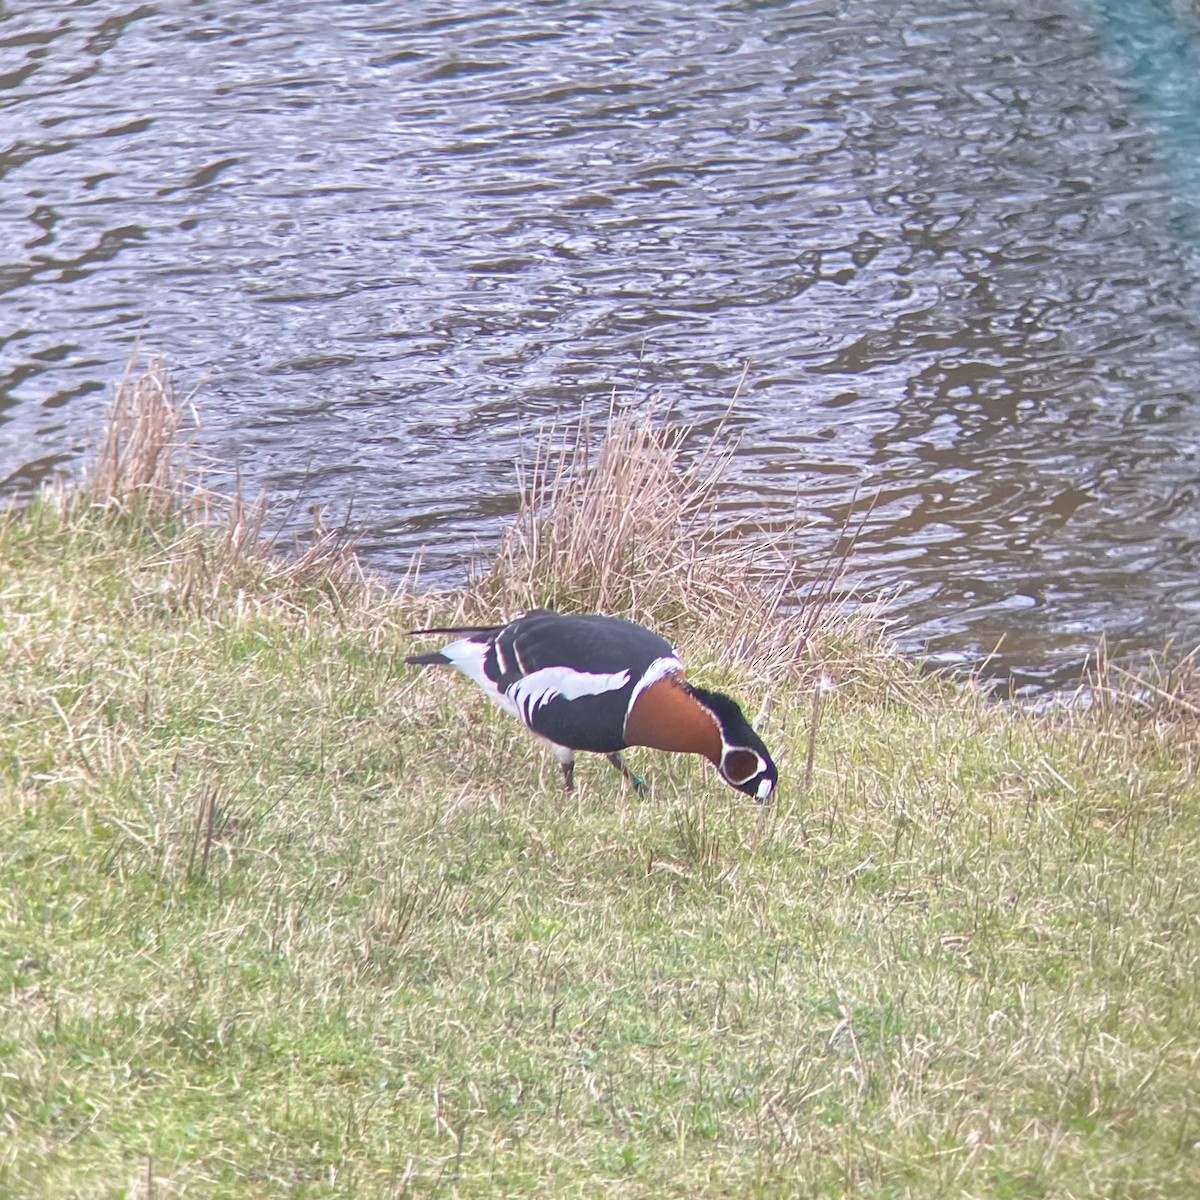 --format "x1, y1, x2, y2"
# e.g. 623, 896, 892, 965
508, 665, 631, 726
